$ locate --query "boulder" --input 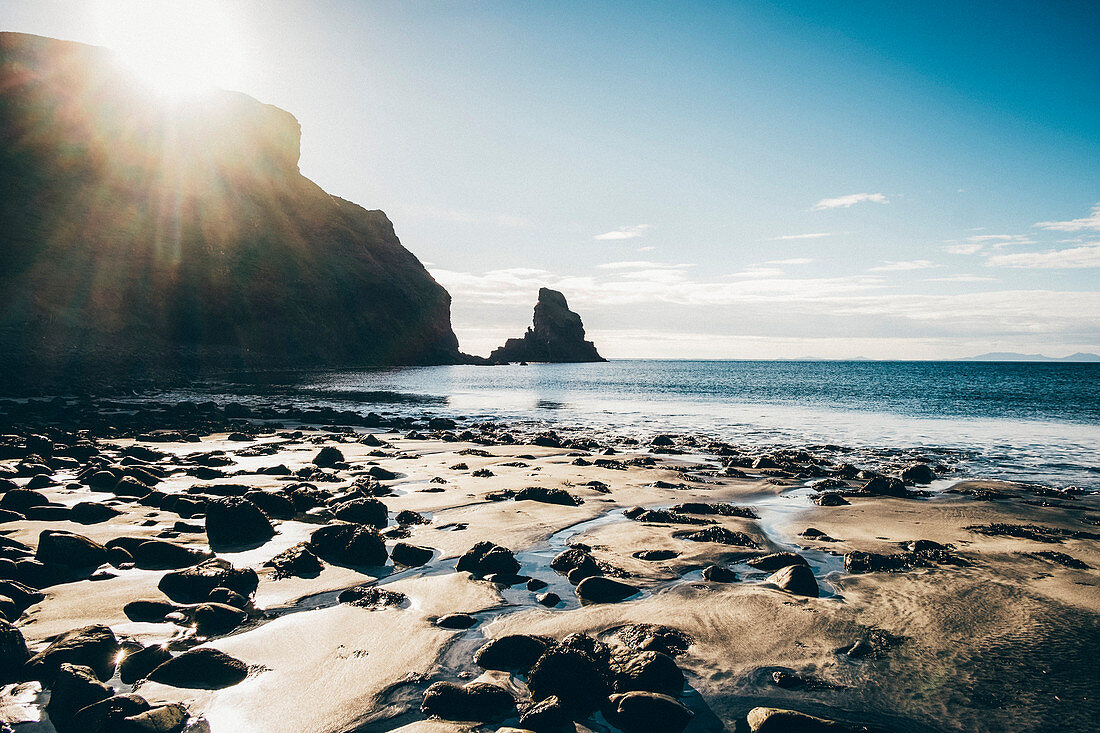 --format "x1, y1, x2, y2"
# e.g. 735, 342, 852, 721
131, 540, 213, 570
333, 497, 389, 528
420, 681, 516, 722
576, 576, 639, 603
69, 501, 122, 524
747, 553, 808, 571
46, 662, 112, 731
611, 650, 685, 697
308, 523, 388, 567
120, 644, 174, 684
514, 487, 583, 506
0, 619, 29, 683
35, 530, 108, 569
390, 542, 433, 567
475, 634, 552, 672
205, 497, 274, 549
123, 599, 181, 623
746, 706, 849, 732
264, 542, 323, 579
607, 691, 693, 733
69, 694, 151, 733
26, 624, 119, 681
550, 547, 601, 582
244, 490, 296, 520
527, 646, 609, 713
488, 288, 605, 364
116, 703, 189, 733
148, 647, 249, 689
193, 603, 247, 635
768, 564, 819, 598
207, 587, 250, 609
900, 463, 935, 484
158, 559, 258, 603
337, 586, 407, 609
455, 541, 520, 578
0, 488, 49, 513
519, 694, 570, 732
436, 613, 477, 629
612, 625, 693, 656
813, 492, 849, 507
676, 526, 758, 546
702, 564, 737, 582
312, 447, 345, 468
